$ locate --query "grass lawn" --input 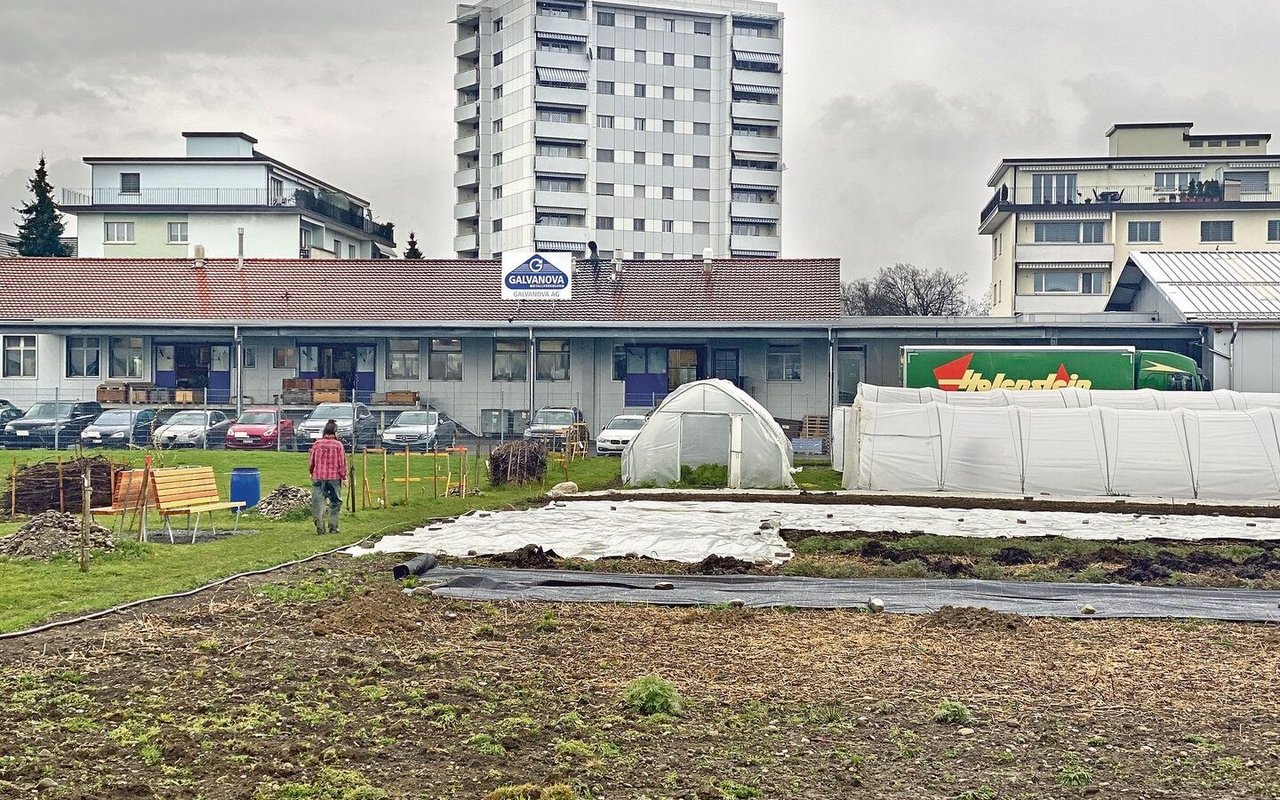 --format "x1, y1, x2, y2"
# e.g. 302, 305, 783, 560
0, 448, 622, 633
